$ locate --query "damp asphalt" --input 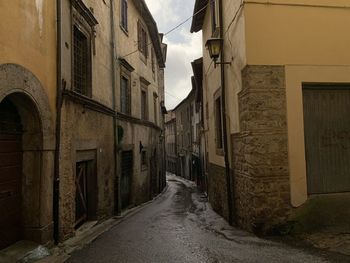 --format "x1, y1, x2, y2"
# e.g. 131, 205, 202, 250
66, 175, 349, 263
